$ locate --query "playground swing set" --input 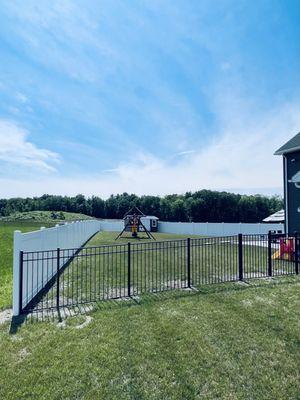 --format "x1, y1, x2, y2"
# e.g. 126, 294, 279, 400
115, 206, 156, 240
